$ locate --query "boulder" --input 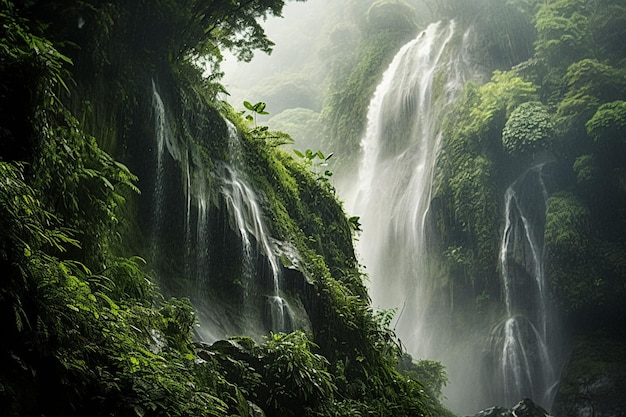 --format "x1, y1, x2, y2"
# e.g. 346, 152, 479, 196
512, 398, 550, 417
468, 398, 550, 417
469, 406, 512, 417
